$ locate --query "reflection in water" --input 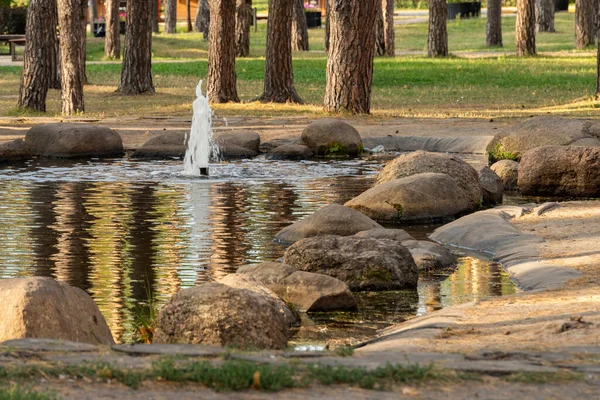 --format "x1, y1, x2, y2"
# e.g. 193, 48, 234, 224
0, 159, 517, 344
